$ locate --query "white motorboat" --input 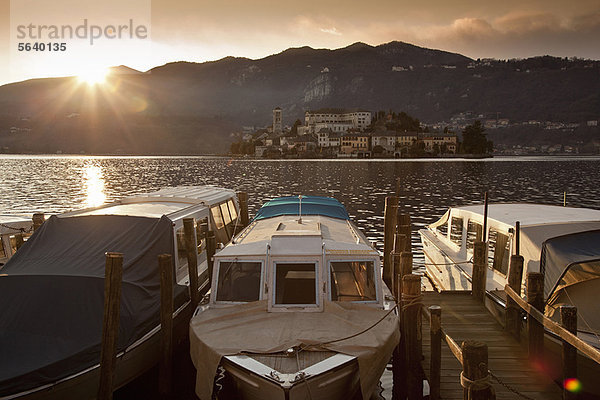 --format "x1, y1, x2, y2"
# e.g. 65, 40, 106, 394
189, 195, 400, 400
419, 203, 600, 347
0, 186, 240, 399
